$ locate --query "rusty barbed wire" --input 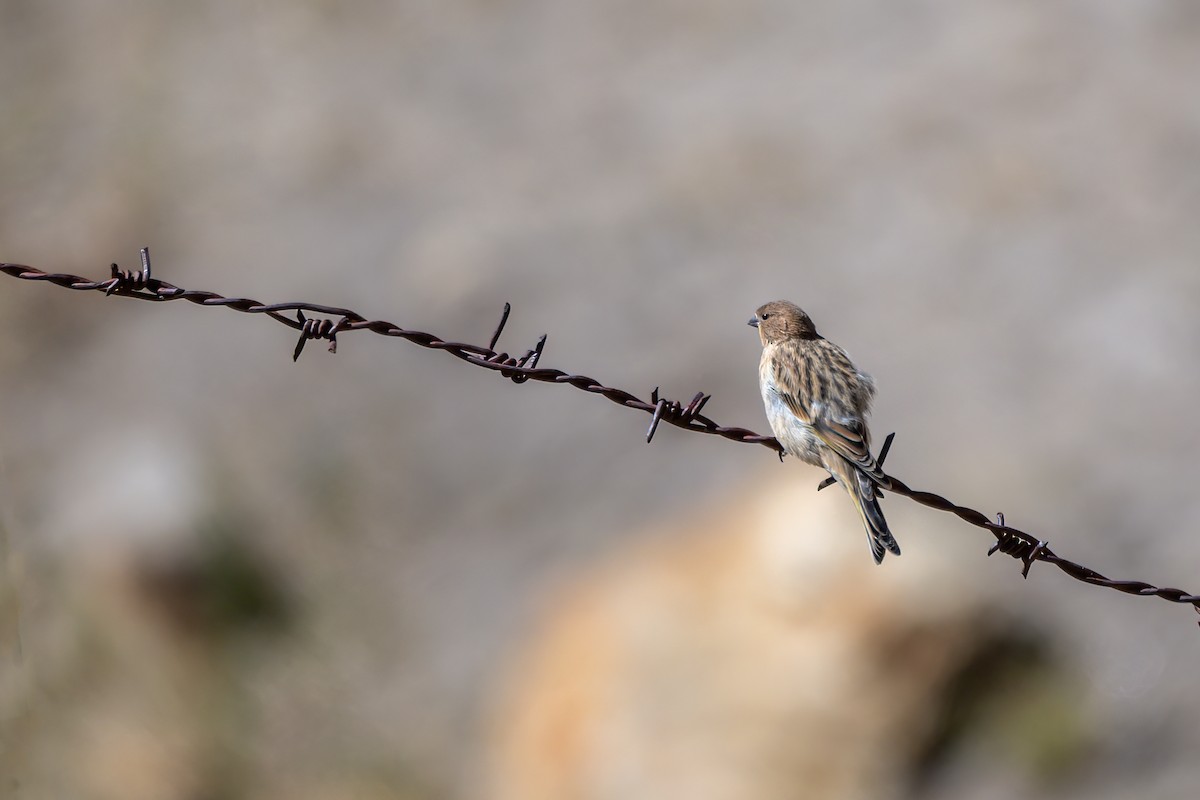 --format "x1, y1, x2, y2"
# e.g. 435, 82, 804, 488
0, 251, 776, 449
3, 249, 1198, 620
